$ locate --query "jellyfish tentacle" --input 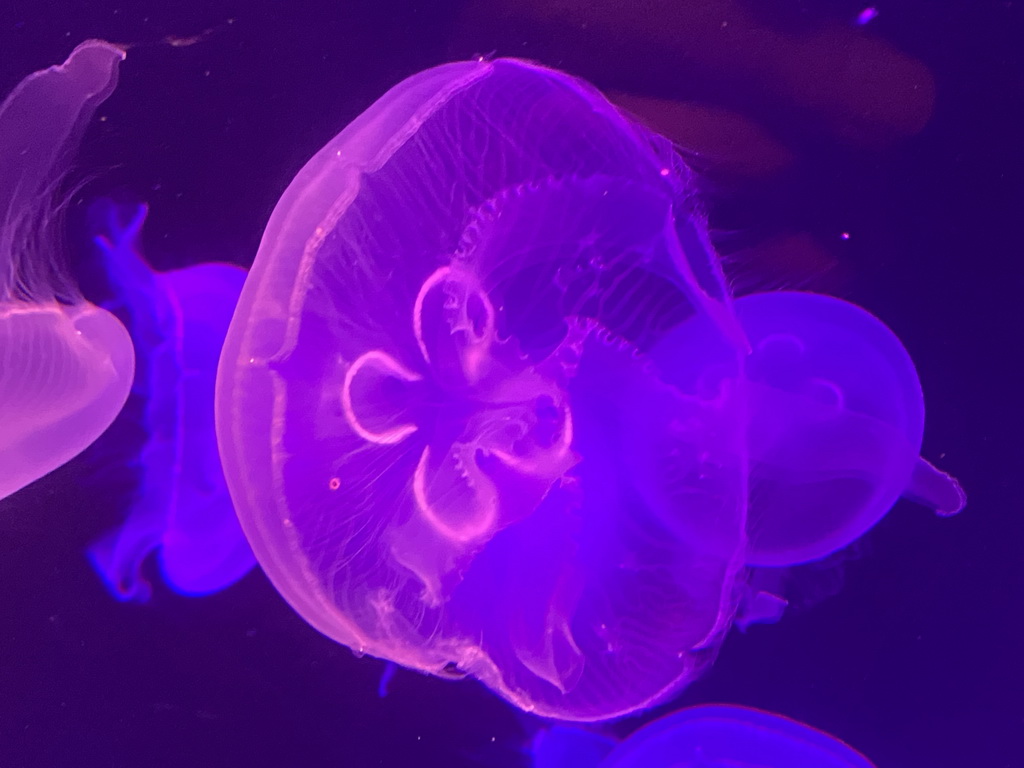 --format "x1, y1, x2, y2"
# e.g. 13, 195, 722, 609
903, 456, 966, 517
